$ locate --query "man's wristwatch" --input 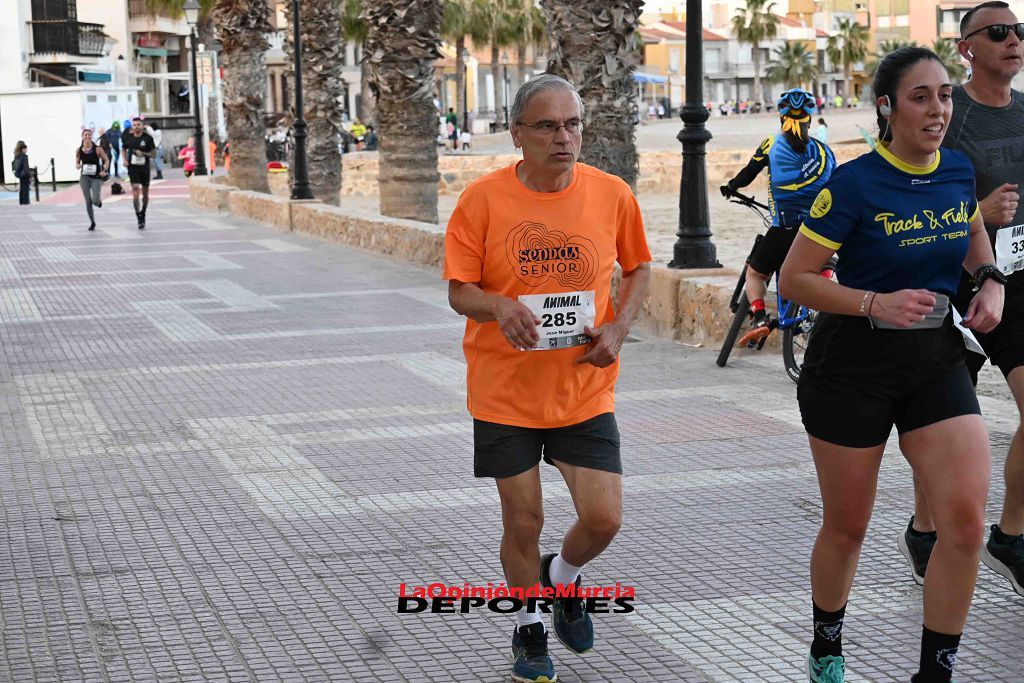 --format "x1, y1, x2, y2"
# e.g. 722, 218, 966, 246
973, 263, 1008, 289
